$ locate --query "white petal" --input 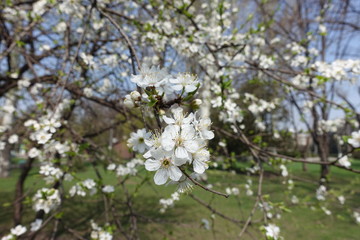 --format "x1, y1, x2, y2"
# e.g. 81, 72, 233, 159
174, 156, 188, 166
193, 160, 206, 174
184, 140, 199, 153
163, 116, 176, 124
145, 159, 161, 171
161, 138, 176, 151
185, 84, 197, 92
143, 150, 152, 159
181, 125, 195, 139
183, 113, 194, 124
150, 148, 164, 159
154, 169, 168, 185
175, 146, 189, 159
163, 125, 180, 138
168, 166, 182, 181
172, 85, 183, 91
202, 130, 214, 140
